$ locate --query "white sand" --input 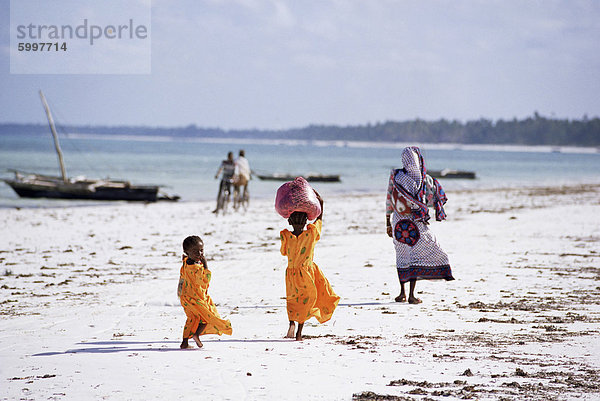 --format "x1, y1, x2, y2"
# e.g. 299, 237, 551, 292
1, 183, 599, 400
